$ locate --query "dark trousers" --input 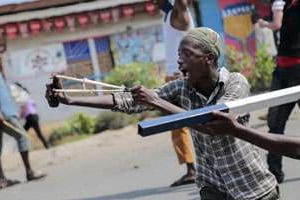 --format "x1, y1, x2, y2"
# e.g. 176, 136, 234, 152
267, 64, 300, 172
24, 114, 49, 148
200, 186, 280, 200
